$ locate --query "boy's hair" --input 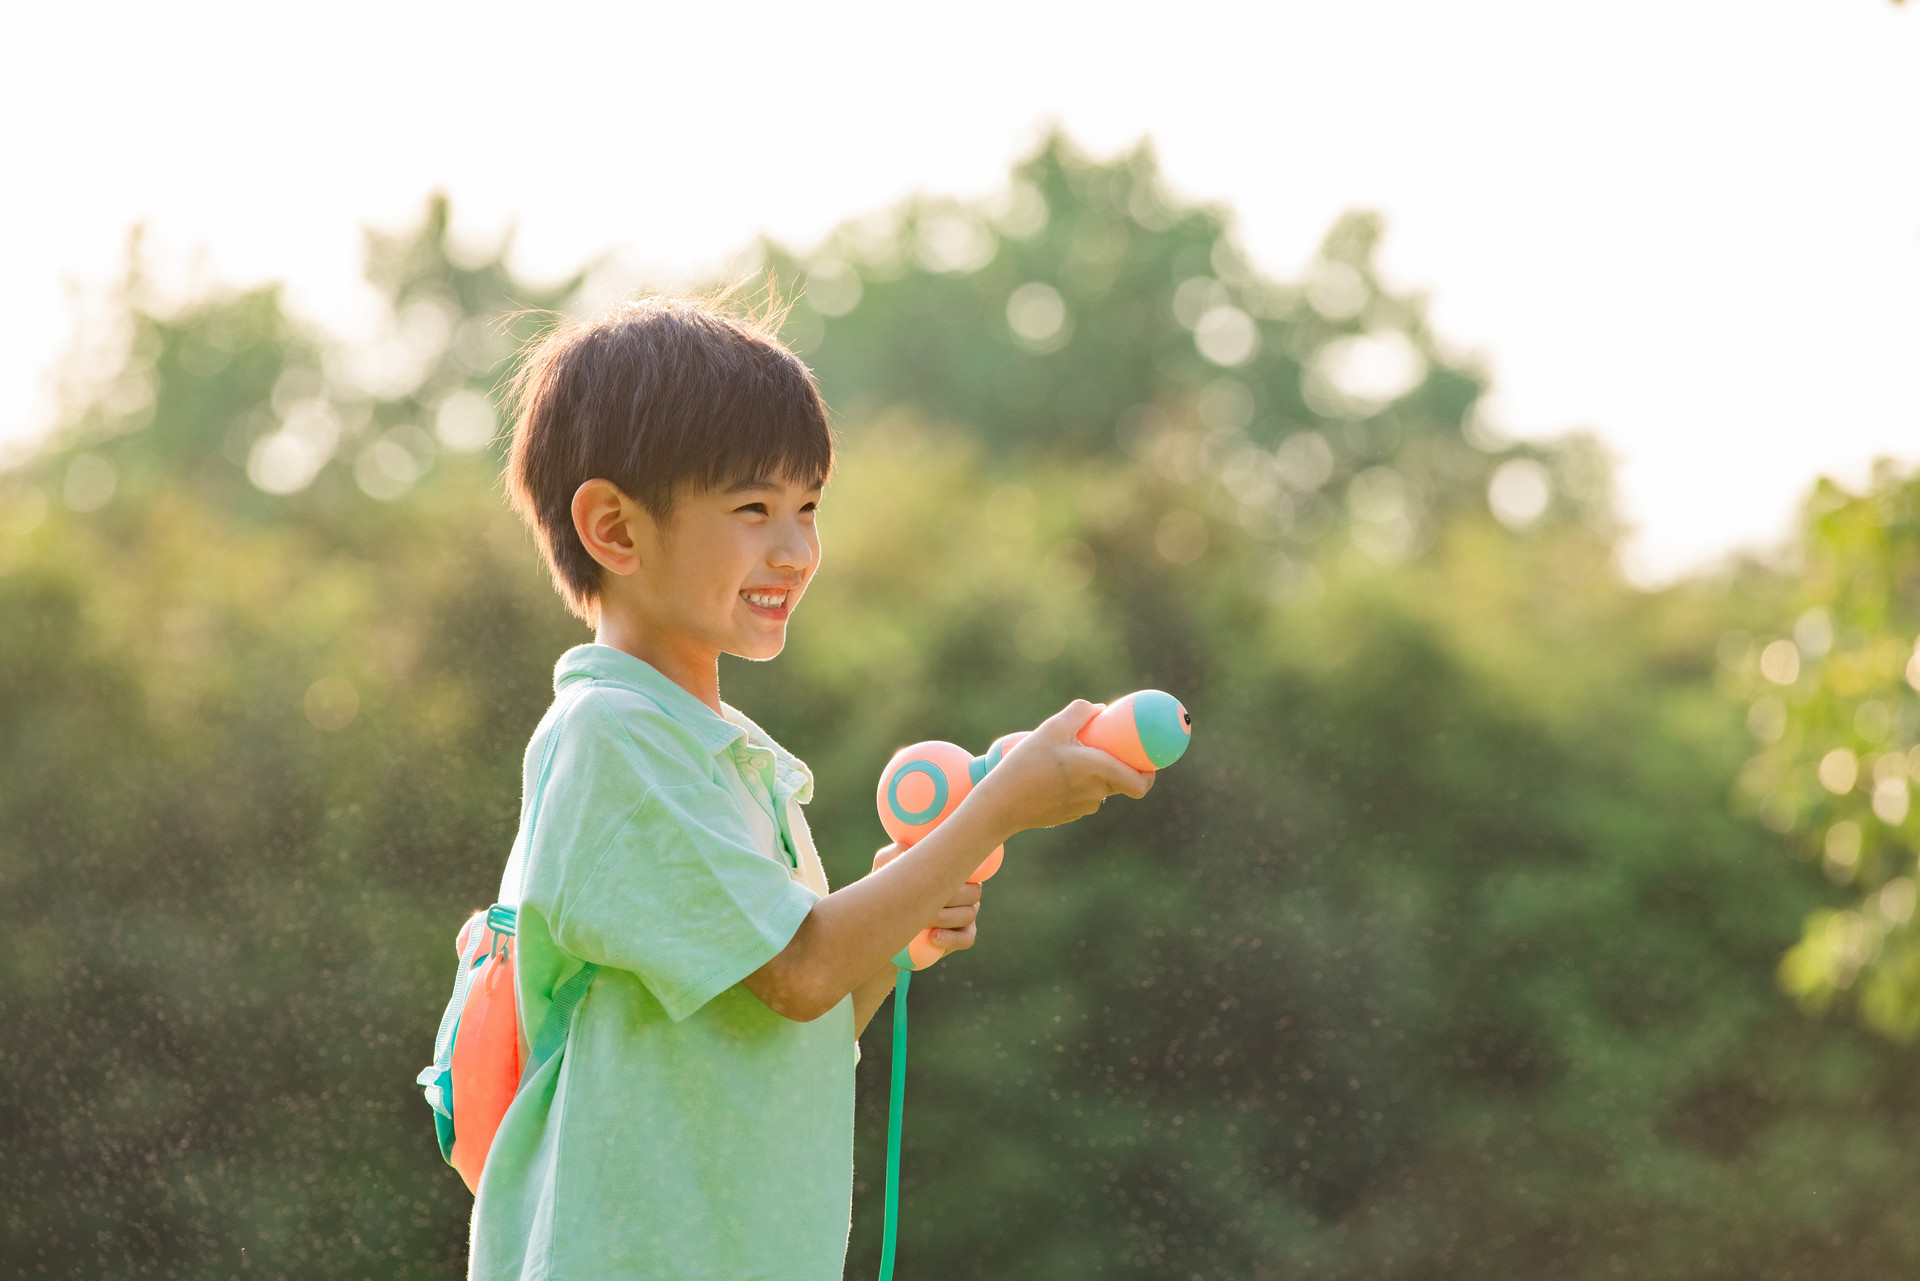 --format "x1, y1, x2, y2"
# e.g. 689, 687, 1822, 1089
504, 293, 835, 623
